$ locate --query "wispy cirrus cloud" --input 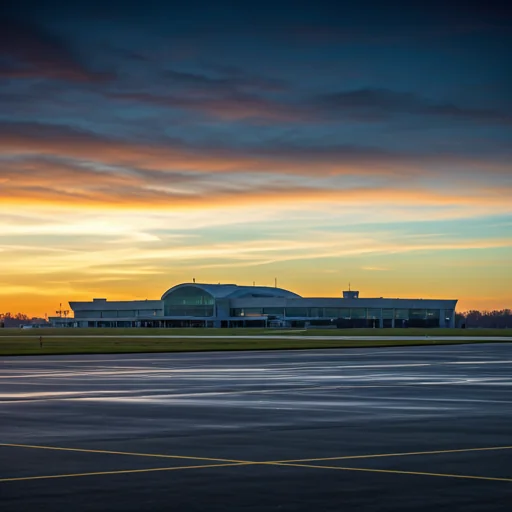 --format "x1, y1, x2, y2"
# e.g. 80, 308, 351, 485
161, 67, 287, 93
315, 89, 512, 125
2, 227, 511, 278
110, 91, 300, 121
107, 86, 512, 126
0, 155, 510, 228
1, 121, 510, 179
